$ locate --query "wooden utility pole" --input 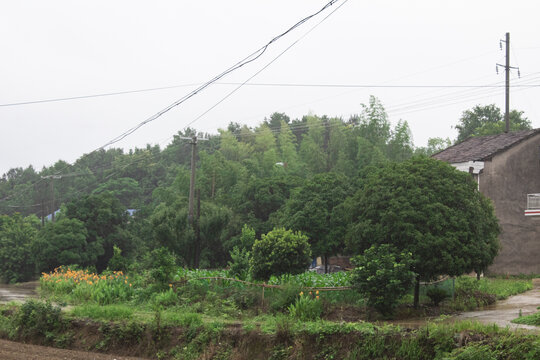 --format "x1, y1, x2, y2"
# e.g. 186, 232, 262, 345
497, 32, 519, 133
